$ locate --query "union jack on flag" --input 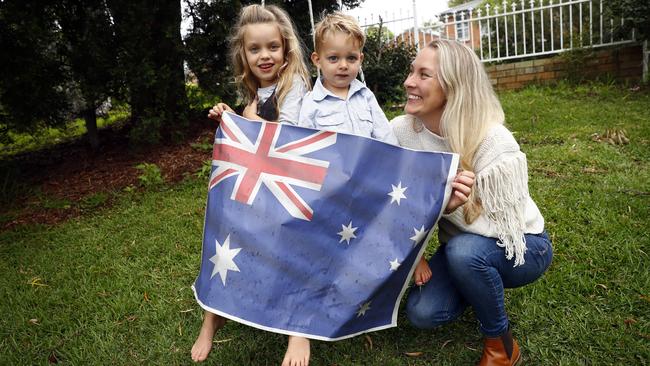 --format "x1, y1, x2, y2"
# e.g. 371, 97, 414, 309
193, 112, 458, 341
209, 113, 336, 221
